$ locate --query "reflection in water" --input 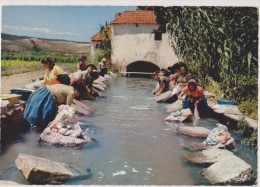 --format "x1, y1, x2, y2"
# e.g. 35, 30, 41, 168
0, 77, 257, 185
